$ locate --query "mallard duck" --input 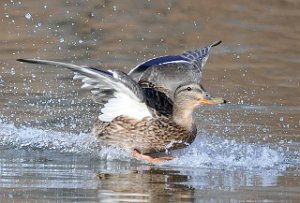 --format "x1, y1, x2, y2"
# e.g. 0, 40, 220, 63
17, 41, 225, 163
